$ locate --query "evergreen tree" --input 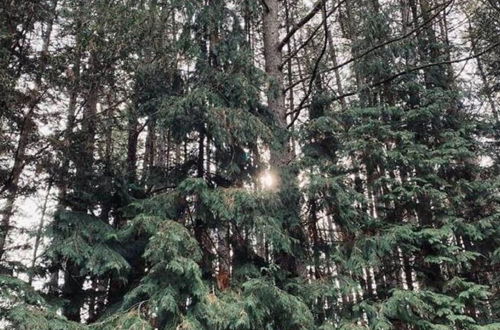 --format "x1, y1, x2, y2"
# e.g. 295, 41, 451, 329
0, 0, 499, 329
